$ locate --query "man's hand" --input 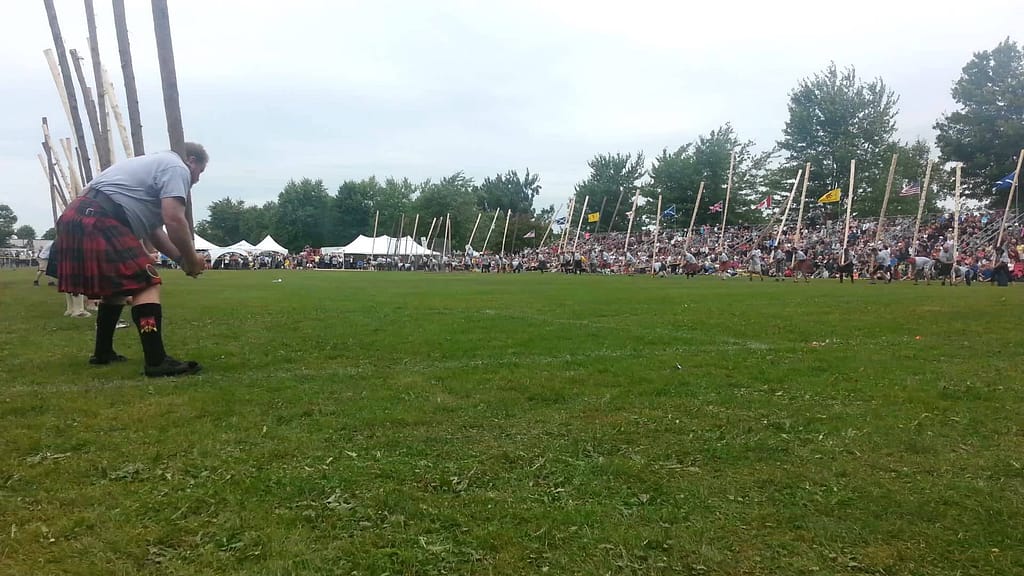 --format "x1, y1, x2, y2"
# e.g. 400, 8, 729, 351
181, 251, 205, 277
